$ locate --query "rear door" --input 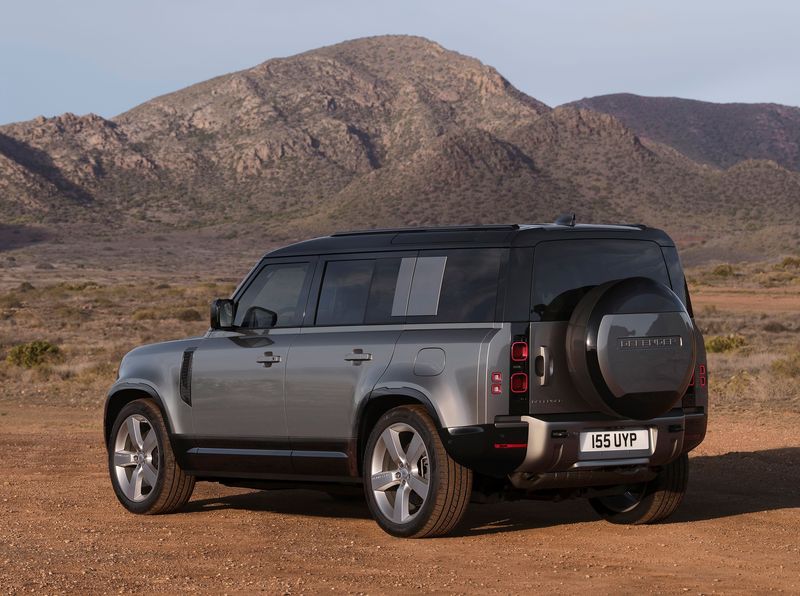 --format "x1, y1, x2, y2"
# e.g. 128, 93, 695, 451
284, 253, 410, 476
528, 239, 673, 415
